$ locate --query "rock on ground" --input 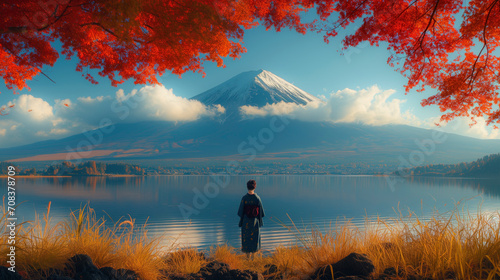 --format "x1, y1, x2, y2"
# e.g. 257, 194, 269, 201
0, 266, 24, 280
67, 254, 107, 280
164, 260, 264, 280
100, 266, 140, 280
311, 252, 375, 280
